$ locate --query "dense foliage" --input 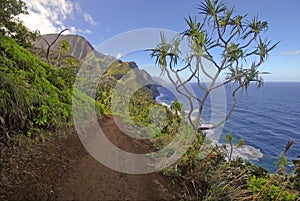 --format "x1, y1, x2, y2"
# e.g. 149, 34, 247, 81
0, 35, 71, 138
0, 34, 103, 142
